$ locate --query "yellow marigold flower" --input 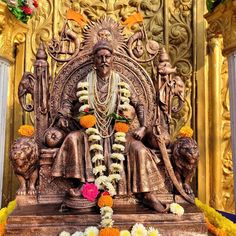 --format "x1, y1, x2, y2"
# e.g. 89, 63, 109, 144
18, 125, 35, 137
79, 115, 96, 128
0, 208, 7, 223
178, 126, 193, 138
7, 200, 16, 215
